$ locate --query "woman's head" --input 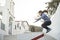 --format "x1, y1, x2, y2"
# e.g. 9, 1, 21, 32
38, 10, 42, 15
